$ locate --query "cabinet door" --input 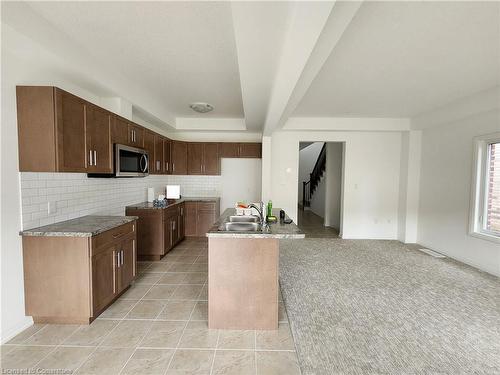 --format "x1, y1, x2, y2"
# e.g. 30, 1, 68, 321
172, 142, 187, 175
163, 140, 171, 174
164, 217, 173, 253
179, 204, 185, 240
92, 247, 117, 313
203, 143, 219, 175
239, 143, 262, 158
184, 202, 197, 236
119, 237, 136, 292
154, 135, 164, 174
86, 105, 112, 173
128, 124, 144, 147
171, 216, 179, 245
112, 117, 129, 146
55, 90, 87, 172
219, 143, 239, 158
197, 210, 216, 237
187, 143, 203, 175
143, 131, 156, 173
